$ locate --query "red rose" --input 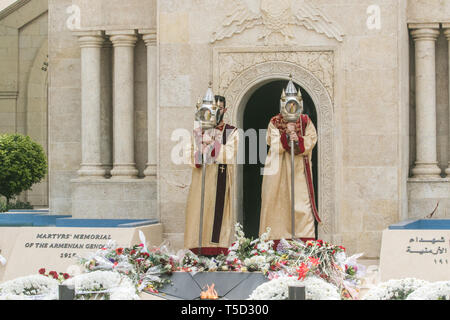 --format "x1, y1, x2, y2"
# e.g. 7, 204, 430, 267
38, 268, 46, 275
52, 273, 59, 279
63, 273, 70, 280
115, 248, 124, 255
130, 250, 136, 255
